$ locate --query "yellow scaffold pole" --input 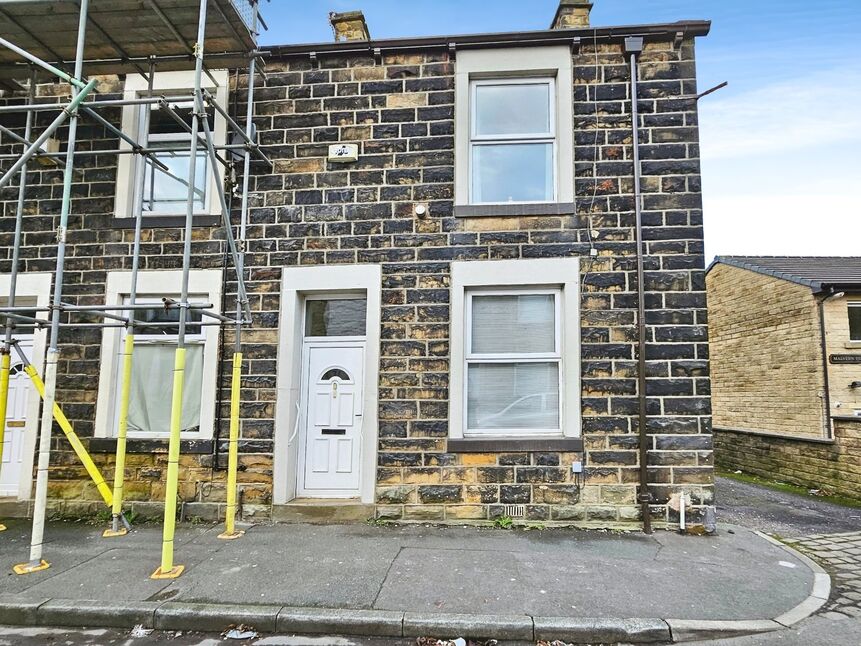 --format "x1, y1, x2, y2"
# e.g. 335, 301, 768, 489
0, 351, 10, 532
218, 352, 243, 540
103, 334, 134, 537
152, 0, 209, 580
151, 347, 186, 579
22, 361, 115, 508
